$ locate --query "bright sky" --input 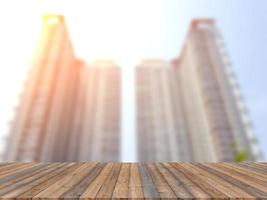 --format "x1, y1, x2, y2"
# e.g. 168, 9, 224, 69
0, 0, 266, 160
